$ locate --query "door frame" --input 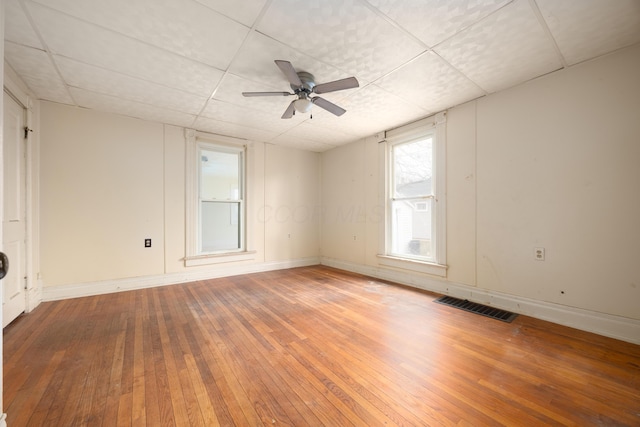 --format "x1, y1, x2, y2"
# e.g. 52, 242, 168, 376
4, 73, 40, 315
